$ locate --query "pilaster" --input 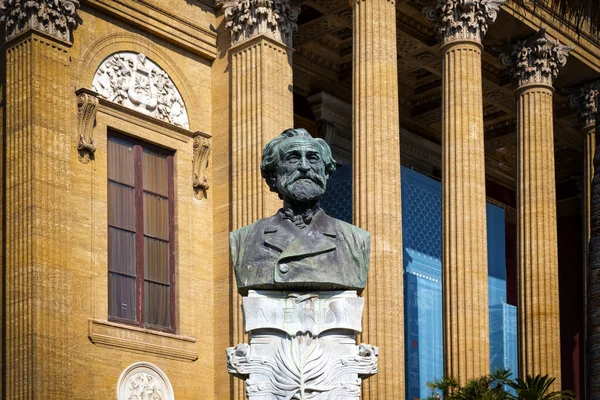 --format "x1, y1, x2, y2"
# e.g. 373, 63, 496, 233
0, 1, 81, 398
351, 0, 404, 398
221, 1, 299, 398
422, 0, 505, 382
501, 28, 572, 390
